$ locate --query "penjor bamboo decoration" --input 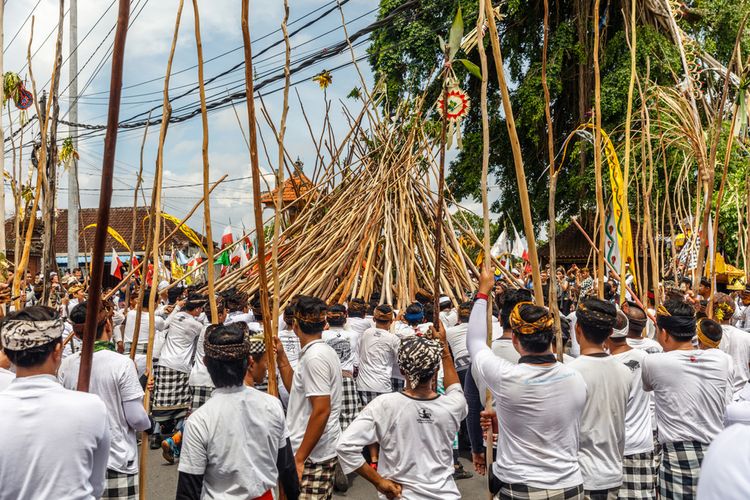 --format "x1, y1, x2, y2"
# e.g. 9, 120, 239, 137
592, 0, 606, 299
